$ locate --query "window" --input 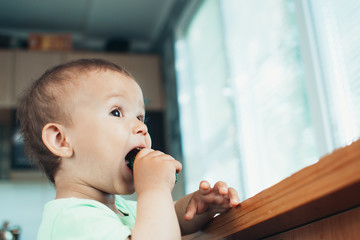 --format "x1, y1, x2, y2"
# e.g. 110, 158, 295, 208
175, 0, 243, 194
174, 0, 360, 198
308, 0, 360, 148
